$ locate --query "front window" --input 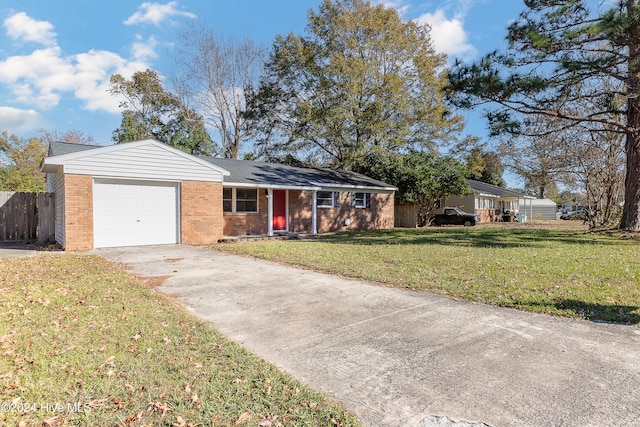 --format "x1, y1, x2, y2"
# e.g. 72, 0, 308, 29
224, 188, 258, 213
317, 191, 340, 208
352, 192, 370, 208
478, 198, 495, 209
223, 188, 232, 212
235, 188, 258, 213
